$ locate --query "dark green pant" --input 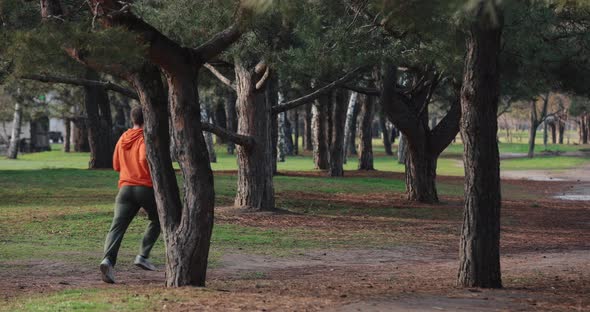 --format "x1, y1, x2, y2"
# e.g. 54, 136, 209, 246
103, 185, 160, 266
